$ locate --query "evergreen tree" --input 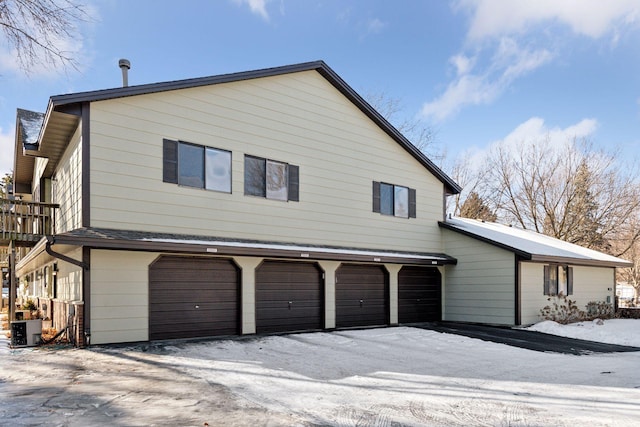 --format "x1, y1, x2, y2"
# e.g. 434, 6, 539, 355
563, 161, 608, 250
459, 191, 497, 222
